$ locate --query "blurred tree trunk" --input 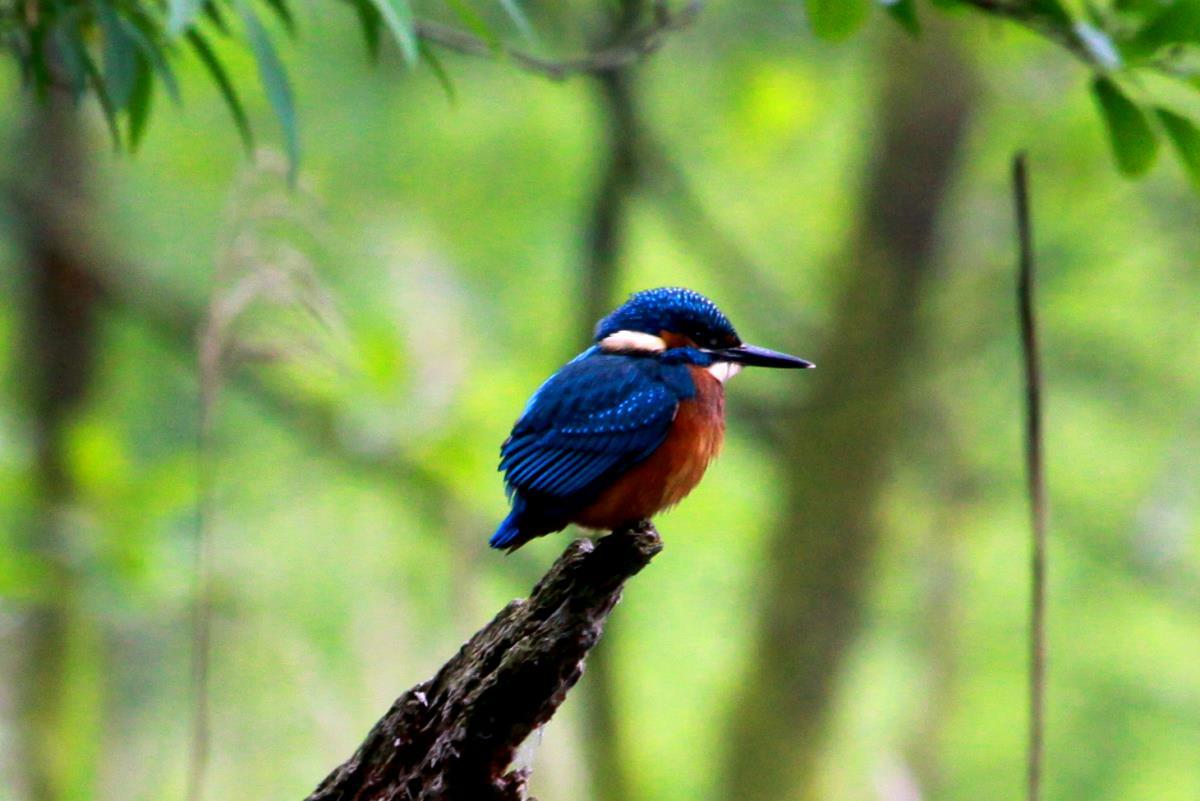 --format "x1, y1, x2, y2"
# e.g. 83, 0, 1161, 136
580, 66, 640, 340
574, 6, 645, 801
576, 69, 641, 801
11, 93, 104, 801
906, 480, 971, 798
722, 25, 977, 801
